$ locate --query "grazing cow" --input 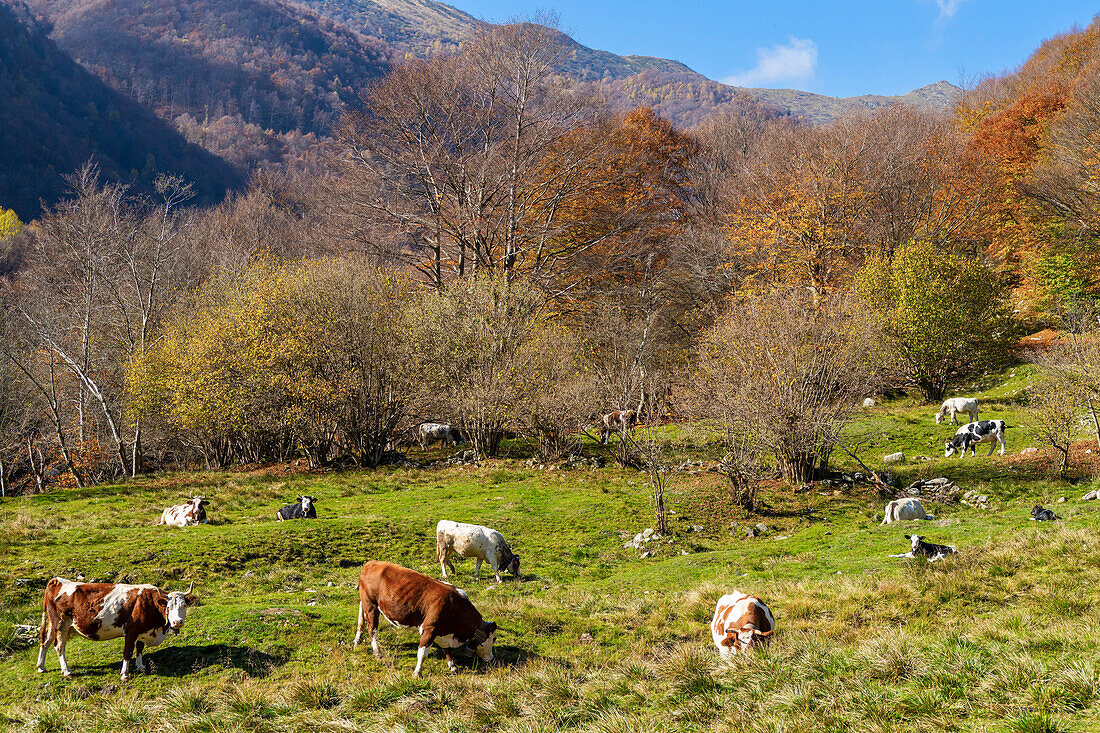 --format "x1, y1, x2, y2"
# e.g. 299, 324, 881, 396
156, 496, 208, 527
710, 592, 775, 659
1031, 505, 1061, 521
889, 534, 957, 562
936, 397, 979, 425
418, 423, 461, 450
36, 578, 197, 681
354, 561, 498, 677
880, 497, 935, 525
945, 420, 1008, 458
276, 495, 317, 521
436, 520, 520, 582
599, 409, 639, 445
